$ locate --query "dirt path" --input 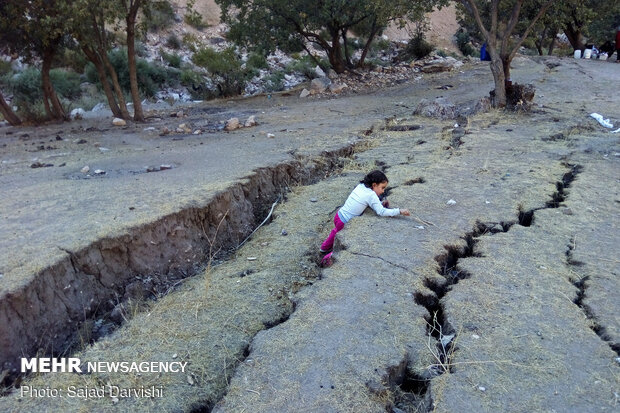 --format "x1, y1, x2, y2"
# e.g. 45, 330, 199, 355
1, 57, 618, 412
